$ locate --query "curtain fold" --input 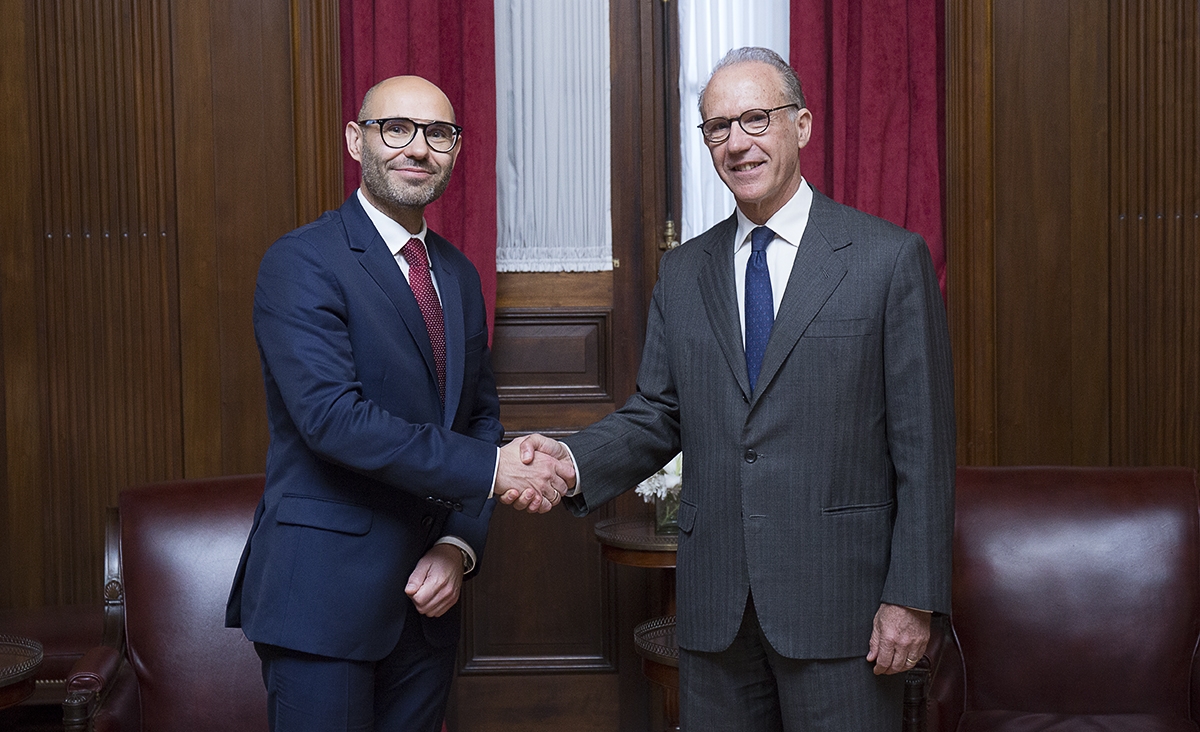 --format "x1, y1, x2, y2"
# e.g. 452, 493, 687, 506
790, 0, 947, 293
340, 0, 498, 328
494, 0, 612, 272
